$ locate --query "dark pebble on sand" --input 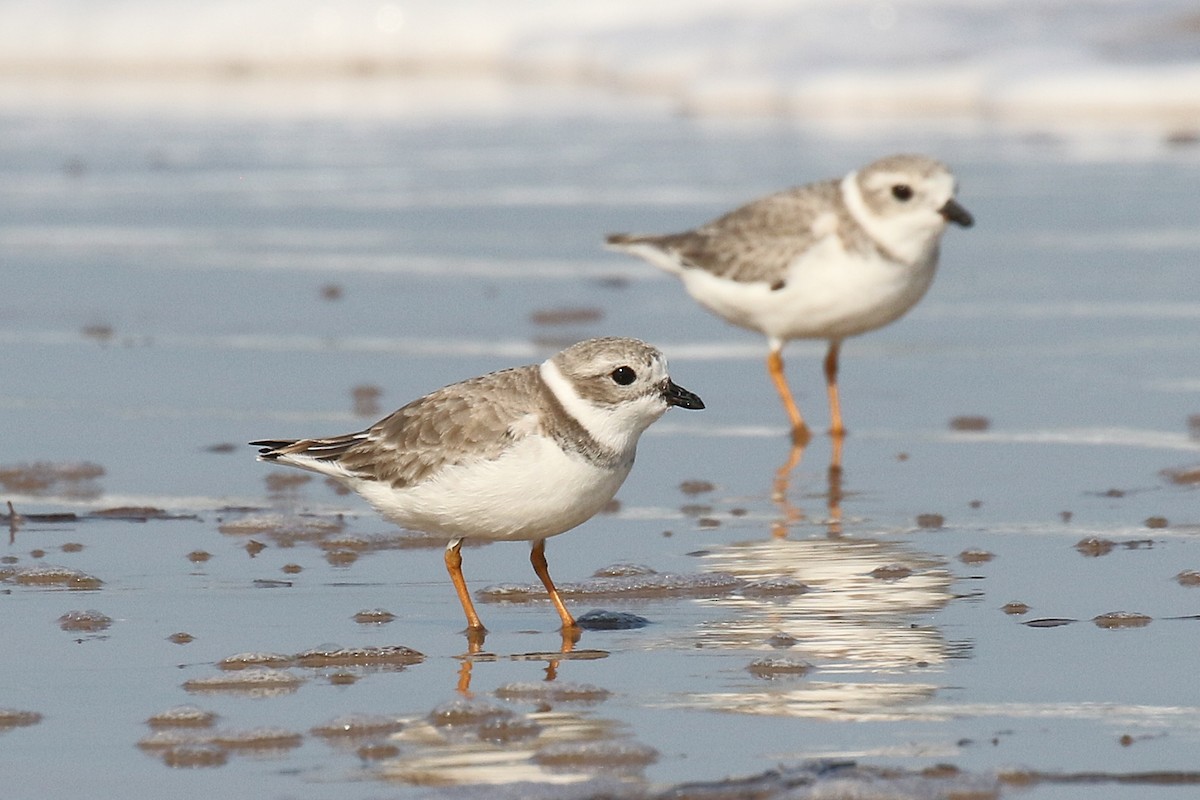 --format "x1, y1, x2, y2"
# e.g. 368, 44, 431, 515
679, 479, 716, 495
1075, 537, 1115, 557
575, 609, 651, 630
